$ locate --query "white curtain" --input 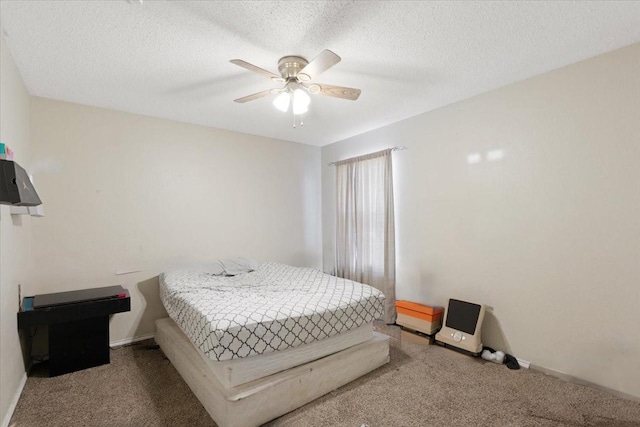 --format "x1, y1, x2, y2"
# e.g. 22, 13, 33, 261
335, 149, 396, 324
